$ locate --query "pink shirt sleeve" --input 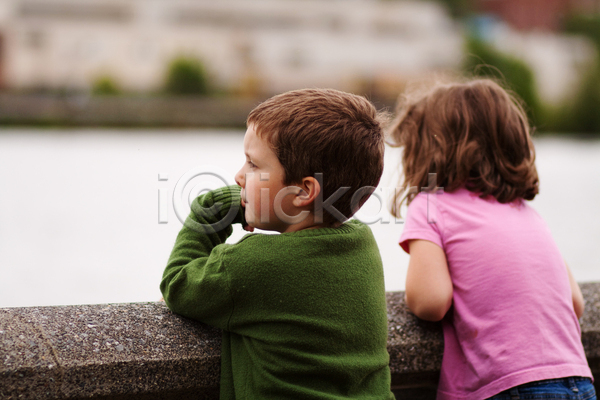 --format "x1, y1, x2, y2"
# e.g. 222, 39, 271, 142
398, 192, 444, 254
